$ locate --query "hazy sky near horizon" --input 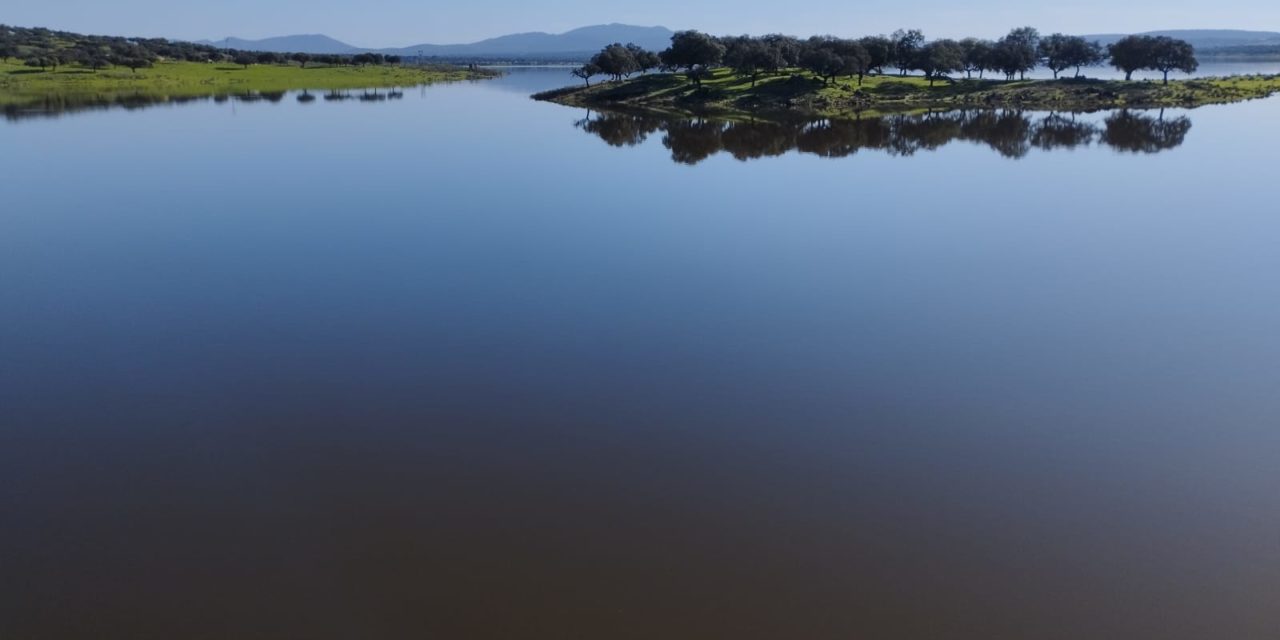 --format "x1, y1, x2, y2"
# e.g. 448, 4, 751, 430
6, 0, 1278, 45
